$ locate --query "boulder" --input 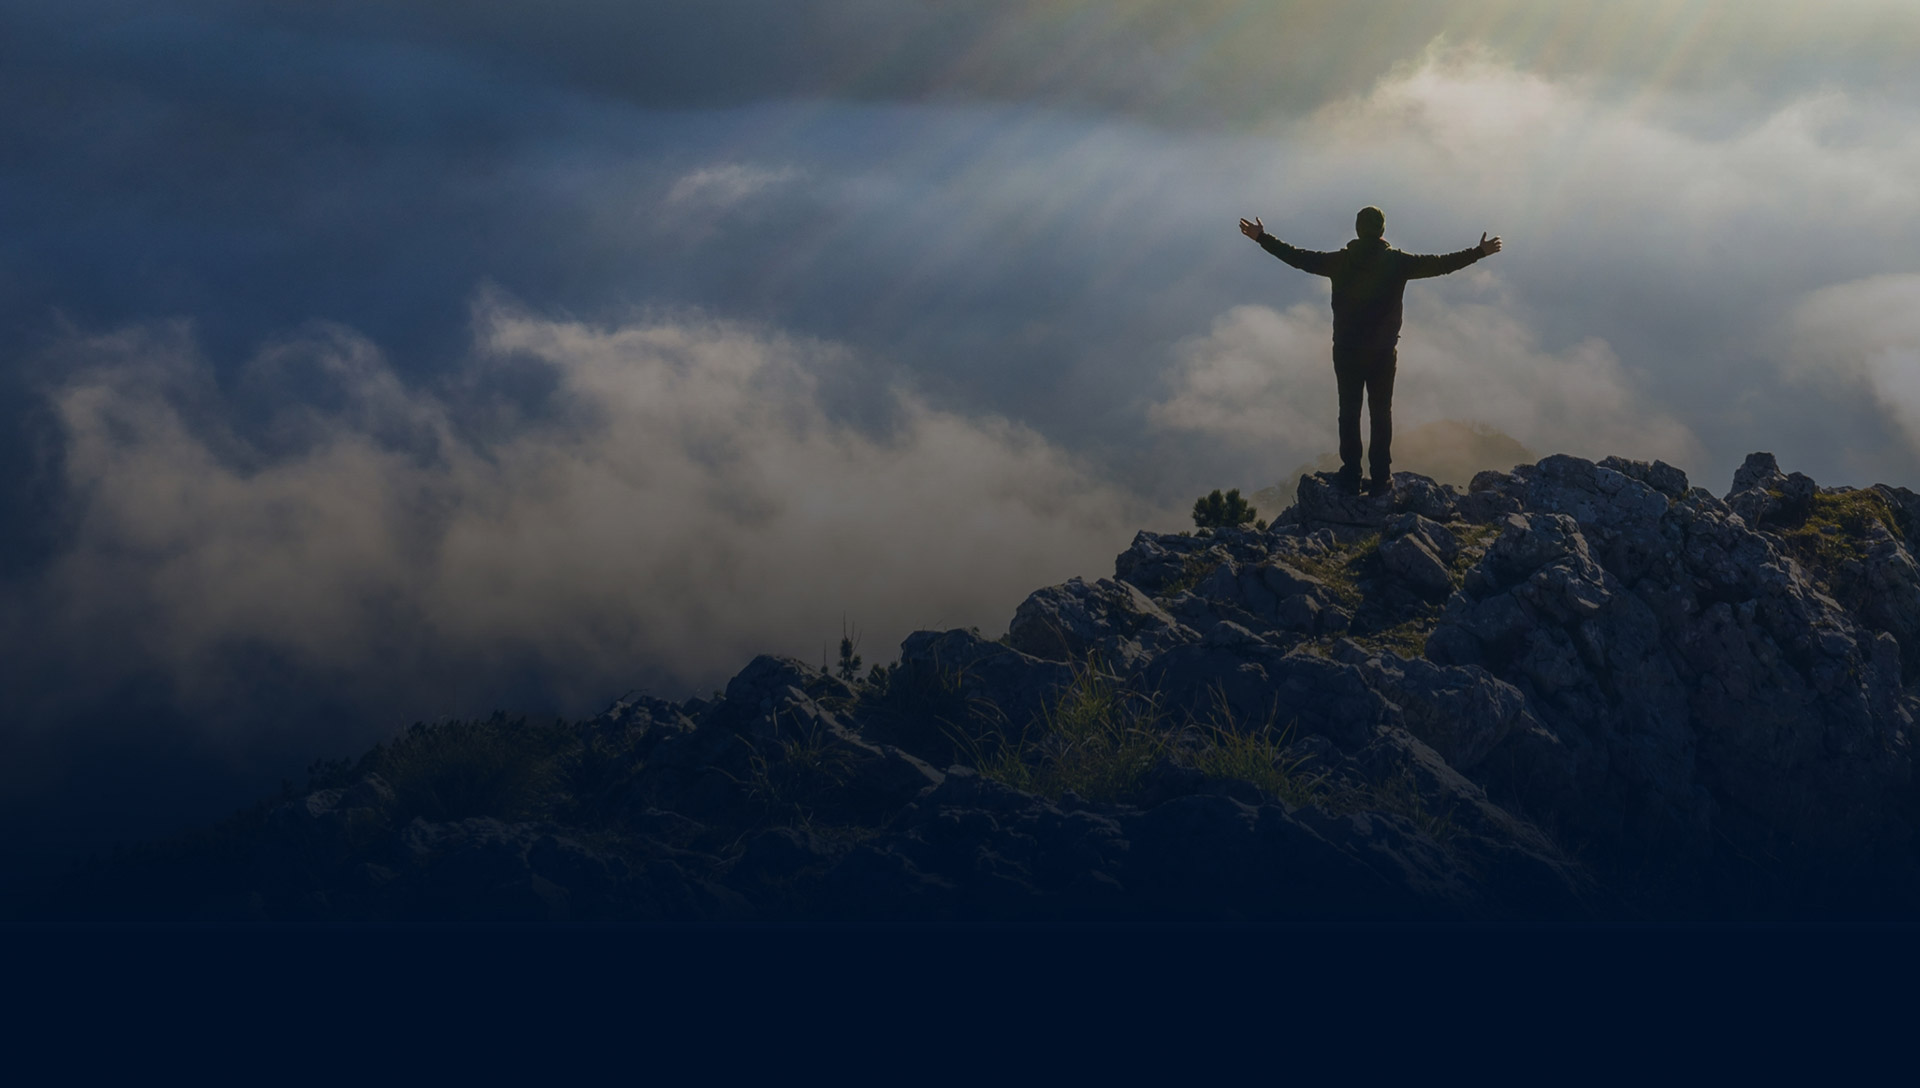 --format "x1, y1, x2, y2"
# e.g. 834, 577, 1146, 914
1331, 643, 1531, 771
1294, 471, 1393, 527
1379, 513, 1457, 600
1009, 576, 1199, 668
1113, 530, 1216, 595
